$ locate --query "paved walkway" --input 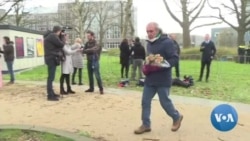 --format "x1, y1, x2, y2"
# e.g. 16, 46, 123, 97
0, 80, 249, 141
